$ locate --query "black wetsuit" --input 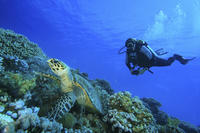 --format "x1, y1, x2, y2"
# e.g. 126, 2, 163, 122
151, 54, 191, 66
